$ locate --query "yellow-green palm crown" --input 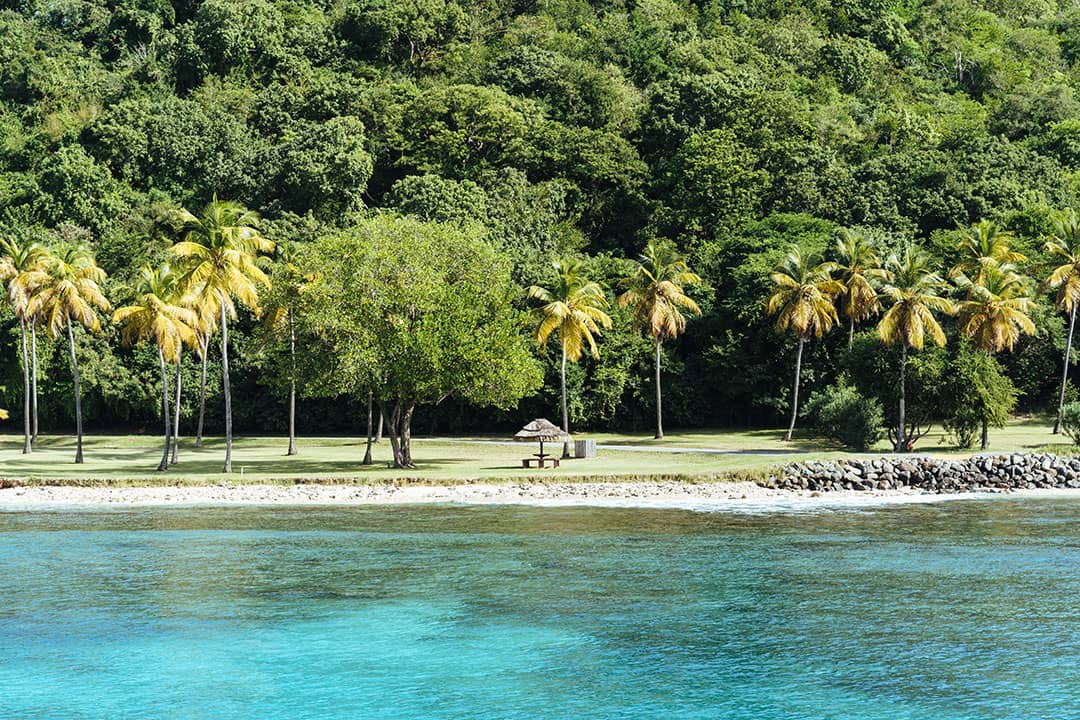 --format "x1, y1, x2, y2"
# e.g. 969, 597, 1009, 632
834, 229, 888, 324
618, 239, 701, 341
0, 235, 50, 321
766, 245, 843, 340
1043, 207, 1080, 314
878, 248, 955, 350
951, 219, 1026, 282
955, 262, 1035, 353
172, 195, 275, 319
112, 264, 199, 363
26, 243, 110, 337
528, 257, 613, 361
